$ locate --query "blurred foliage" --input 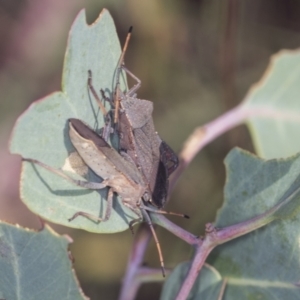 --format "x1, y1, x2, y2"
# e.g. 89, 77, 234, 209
1, 0, 300, 299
